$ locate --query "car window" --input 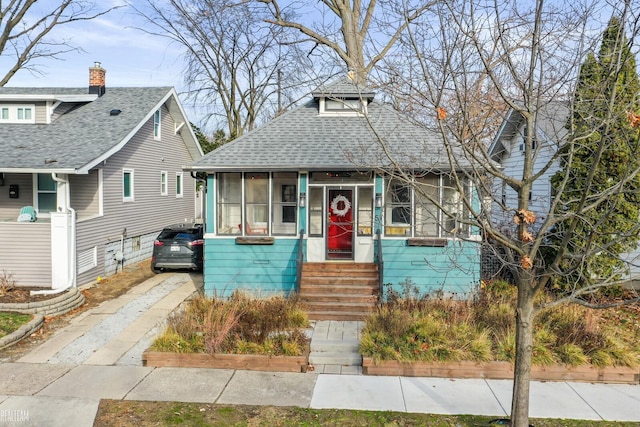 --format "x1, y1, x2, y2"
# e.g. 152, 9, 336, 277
158, 230, 199, 240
